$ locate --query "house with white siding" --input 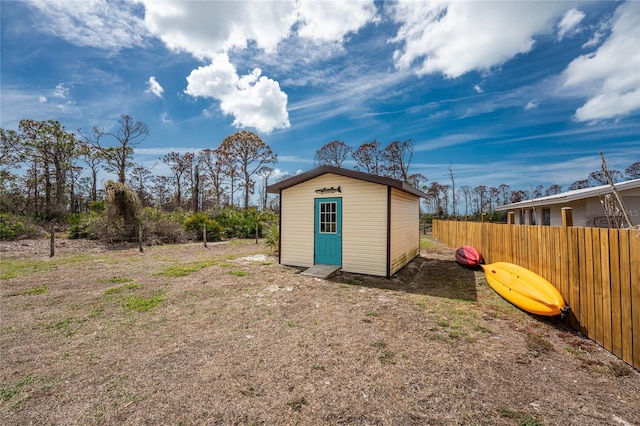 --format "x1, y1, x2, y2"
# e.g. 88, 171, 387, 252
266, 166, 427, 277
495, 179, 640, 227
